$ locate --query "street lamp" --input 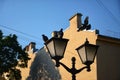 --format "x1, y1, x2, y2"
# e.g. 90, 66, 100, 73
45, 37, 69, 67
44, 37, 99, 80
76, 39, 99, 68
